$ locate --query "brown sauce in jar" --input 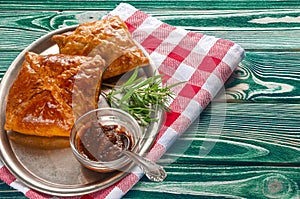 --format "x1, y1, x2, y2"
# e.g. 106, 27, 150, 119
77, 122, 134, 162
